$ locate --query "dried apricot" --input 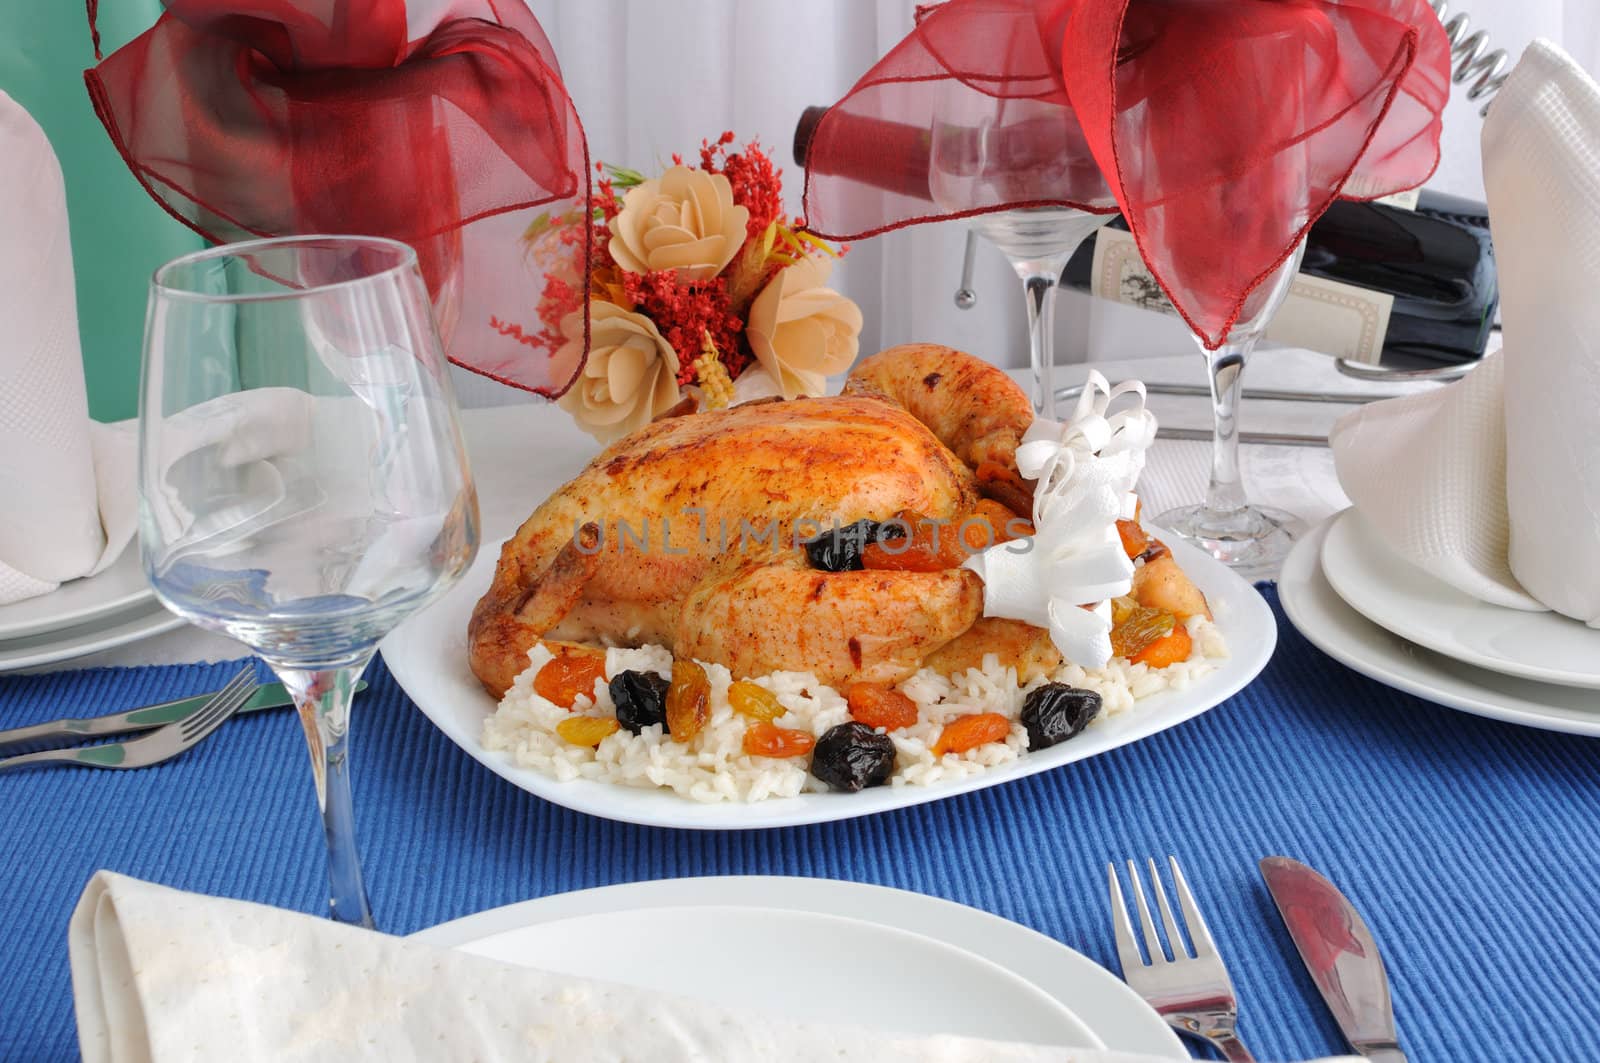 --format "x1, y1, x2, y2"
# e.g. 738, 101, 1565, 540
665, 659, 712, 742
728, 680, 785, 722
534, 650, 608, 709
975, 461, 1034, 516
931, 712, 1012, 757
845, 683, 920, 731
1116, 518, 1151, 560
742, 721, 816, 758
555, 715, 620, 747
1131, 623, 1193, 668
862, 512, 966, 572
1110, 605, 1176, 660
974, 499, 1032, 543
